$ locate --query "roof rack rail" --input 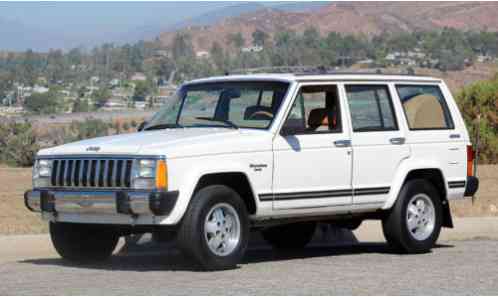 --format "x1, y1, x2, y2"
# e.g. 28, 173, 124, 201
228, 66, 424, 76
